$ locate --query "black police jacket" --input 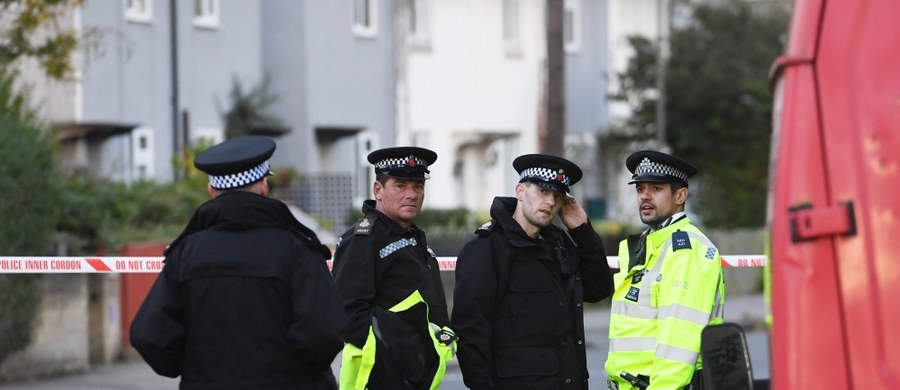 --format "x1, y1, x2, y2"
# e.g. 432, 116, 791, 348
331, 200, 450, 349
452, 196, 614, 390
130, 191, 346, 389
